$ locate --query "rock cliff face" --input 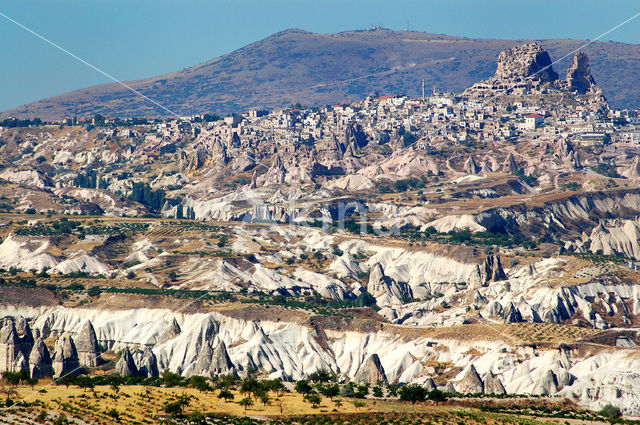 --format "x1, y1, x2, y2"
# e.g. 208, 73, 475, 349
566, 52, 597, 94
493, 43, 558, 83
3, 307, 640, 413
